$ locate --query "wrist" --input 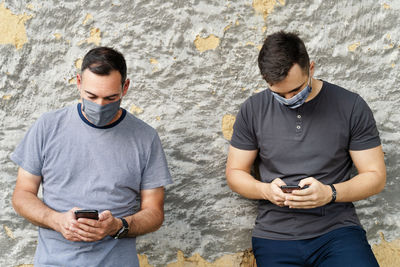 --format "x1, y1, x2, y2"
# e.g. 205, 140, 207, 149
111, 217, 123, 236
111, 217, 129, 239
49, 211, 63, 232
329, 184, 337, 203
258, 181, 270, 200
